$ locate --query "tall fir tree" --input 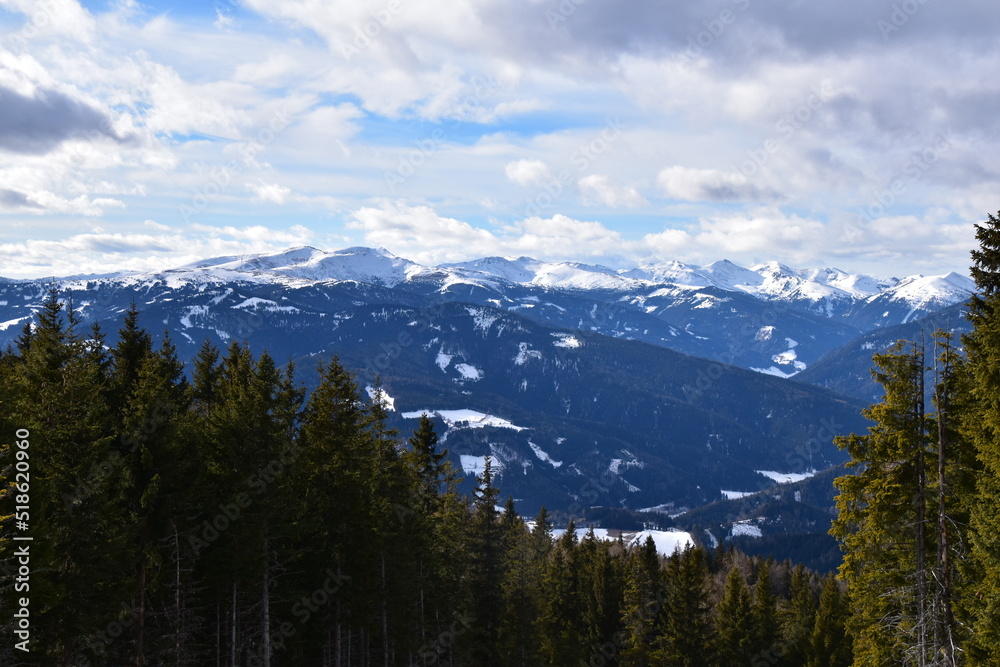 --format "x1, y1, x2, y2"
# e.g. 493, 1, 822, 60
463, 457, 504, 667
831, 342, 930, 665
961, 210, 1000, 664
619, 535, 663, 667
779, 564, 817, 666
3, 291, 121, 664
715, 566, 755, 667
751, 561, 780, 658
807, 575, 852, 667
654, 546, 713, 667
